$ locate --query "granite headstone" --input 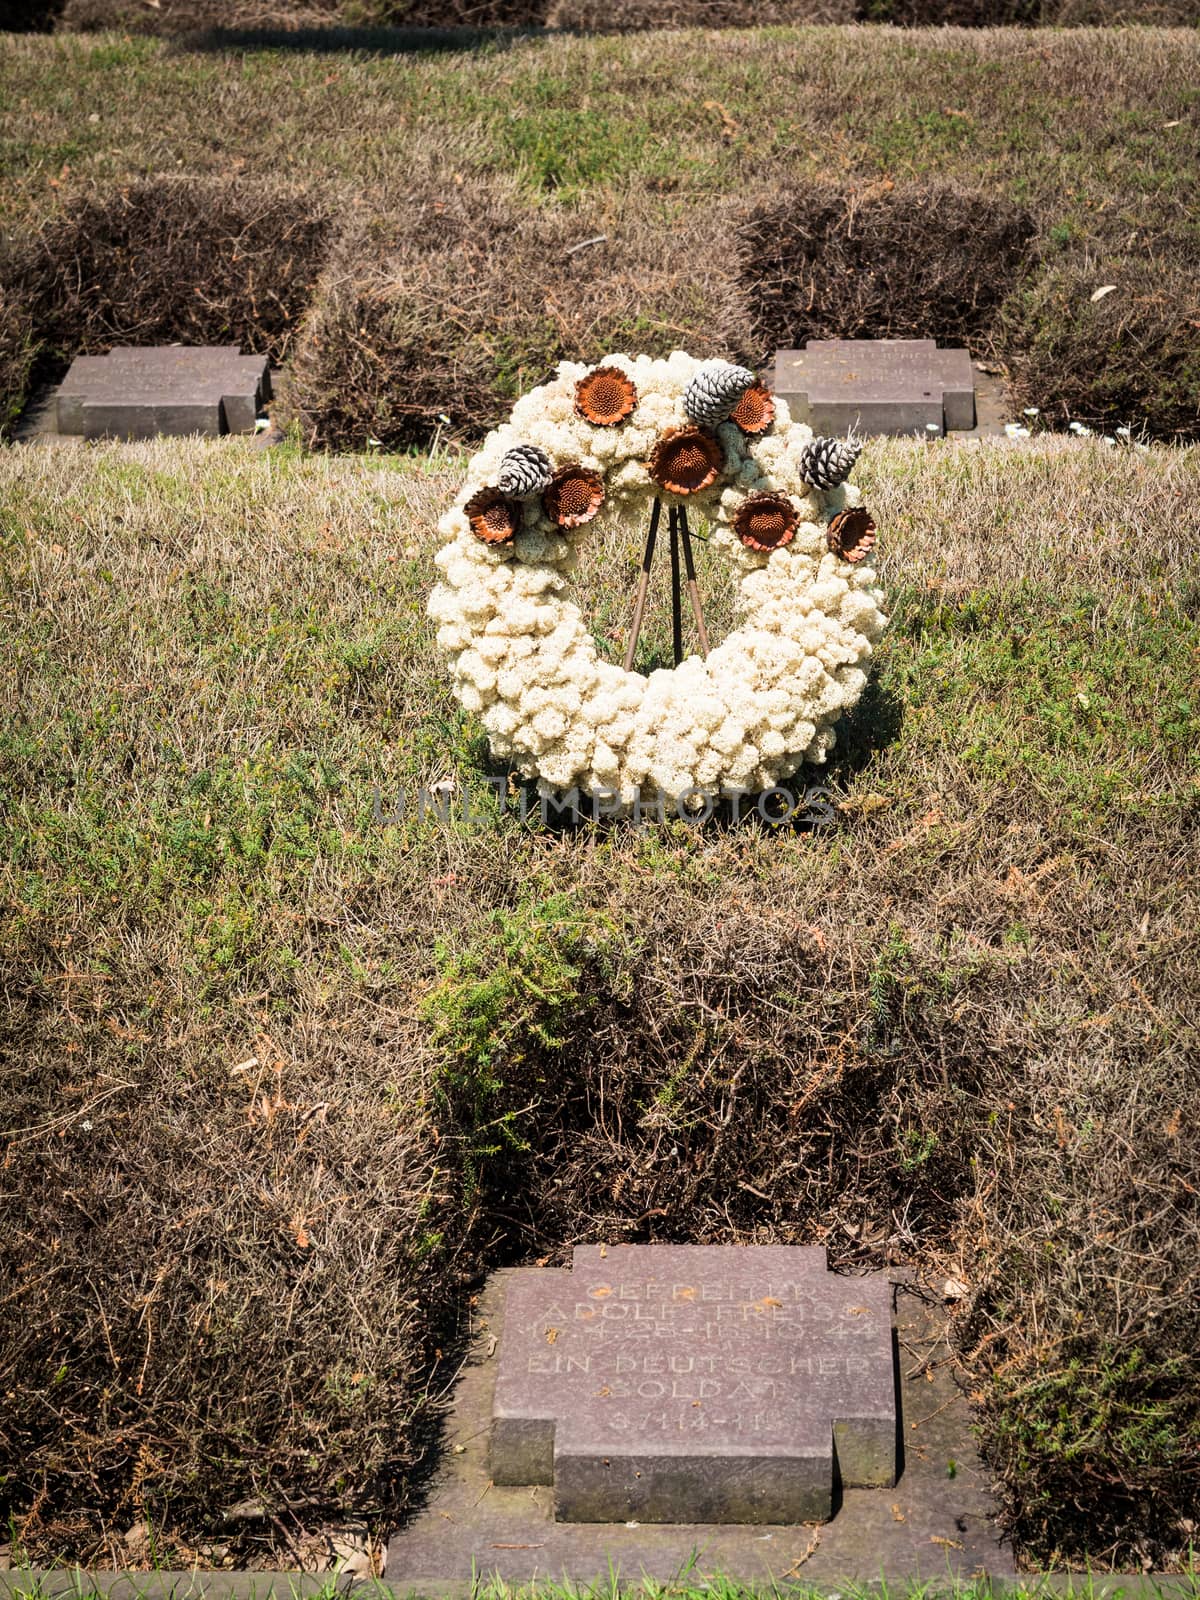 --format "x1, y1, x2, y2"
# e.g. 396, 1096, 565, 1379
491, 1244, 895, 1524
56, 345, 271, 440
775, 339, 976, 437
